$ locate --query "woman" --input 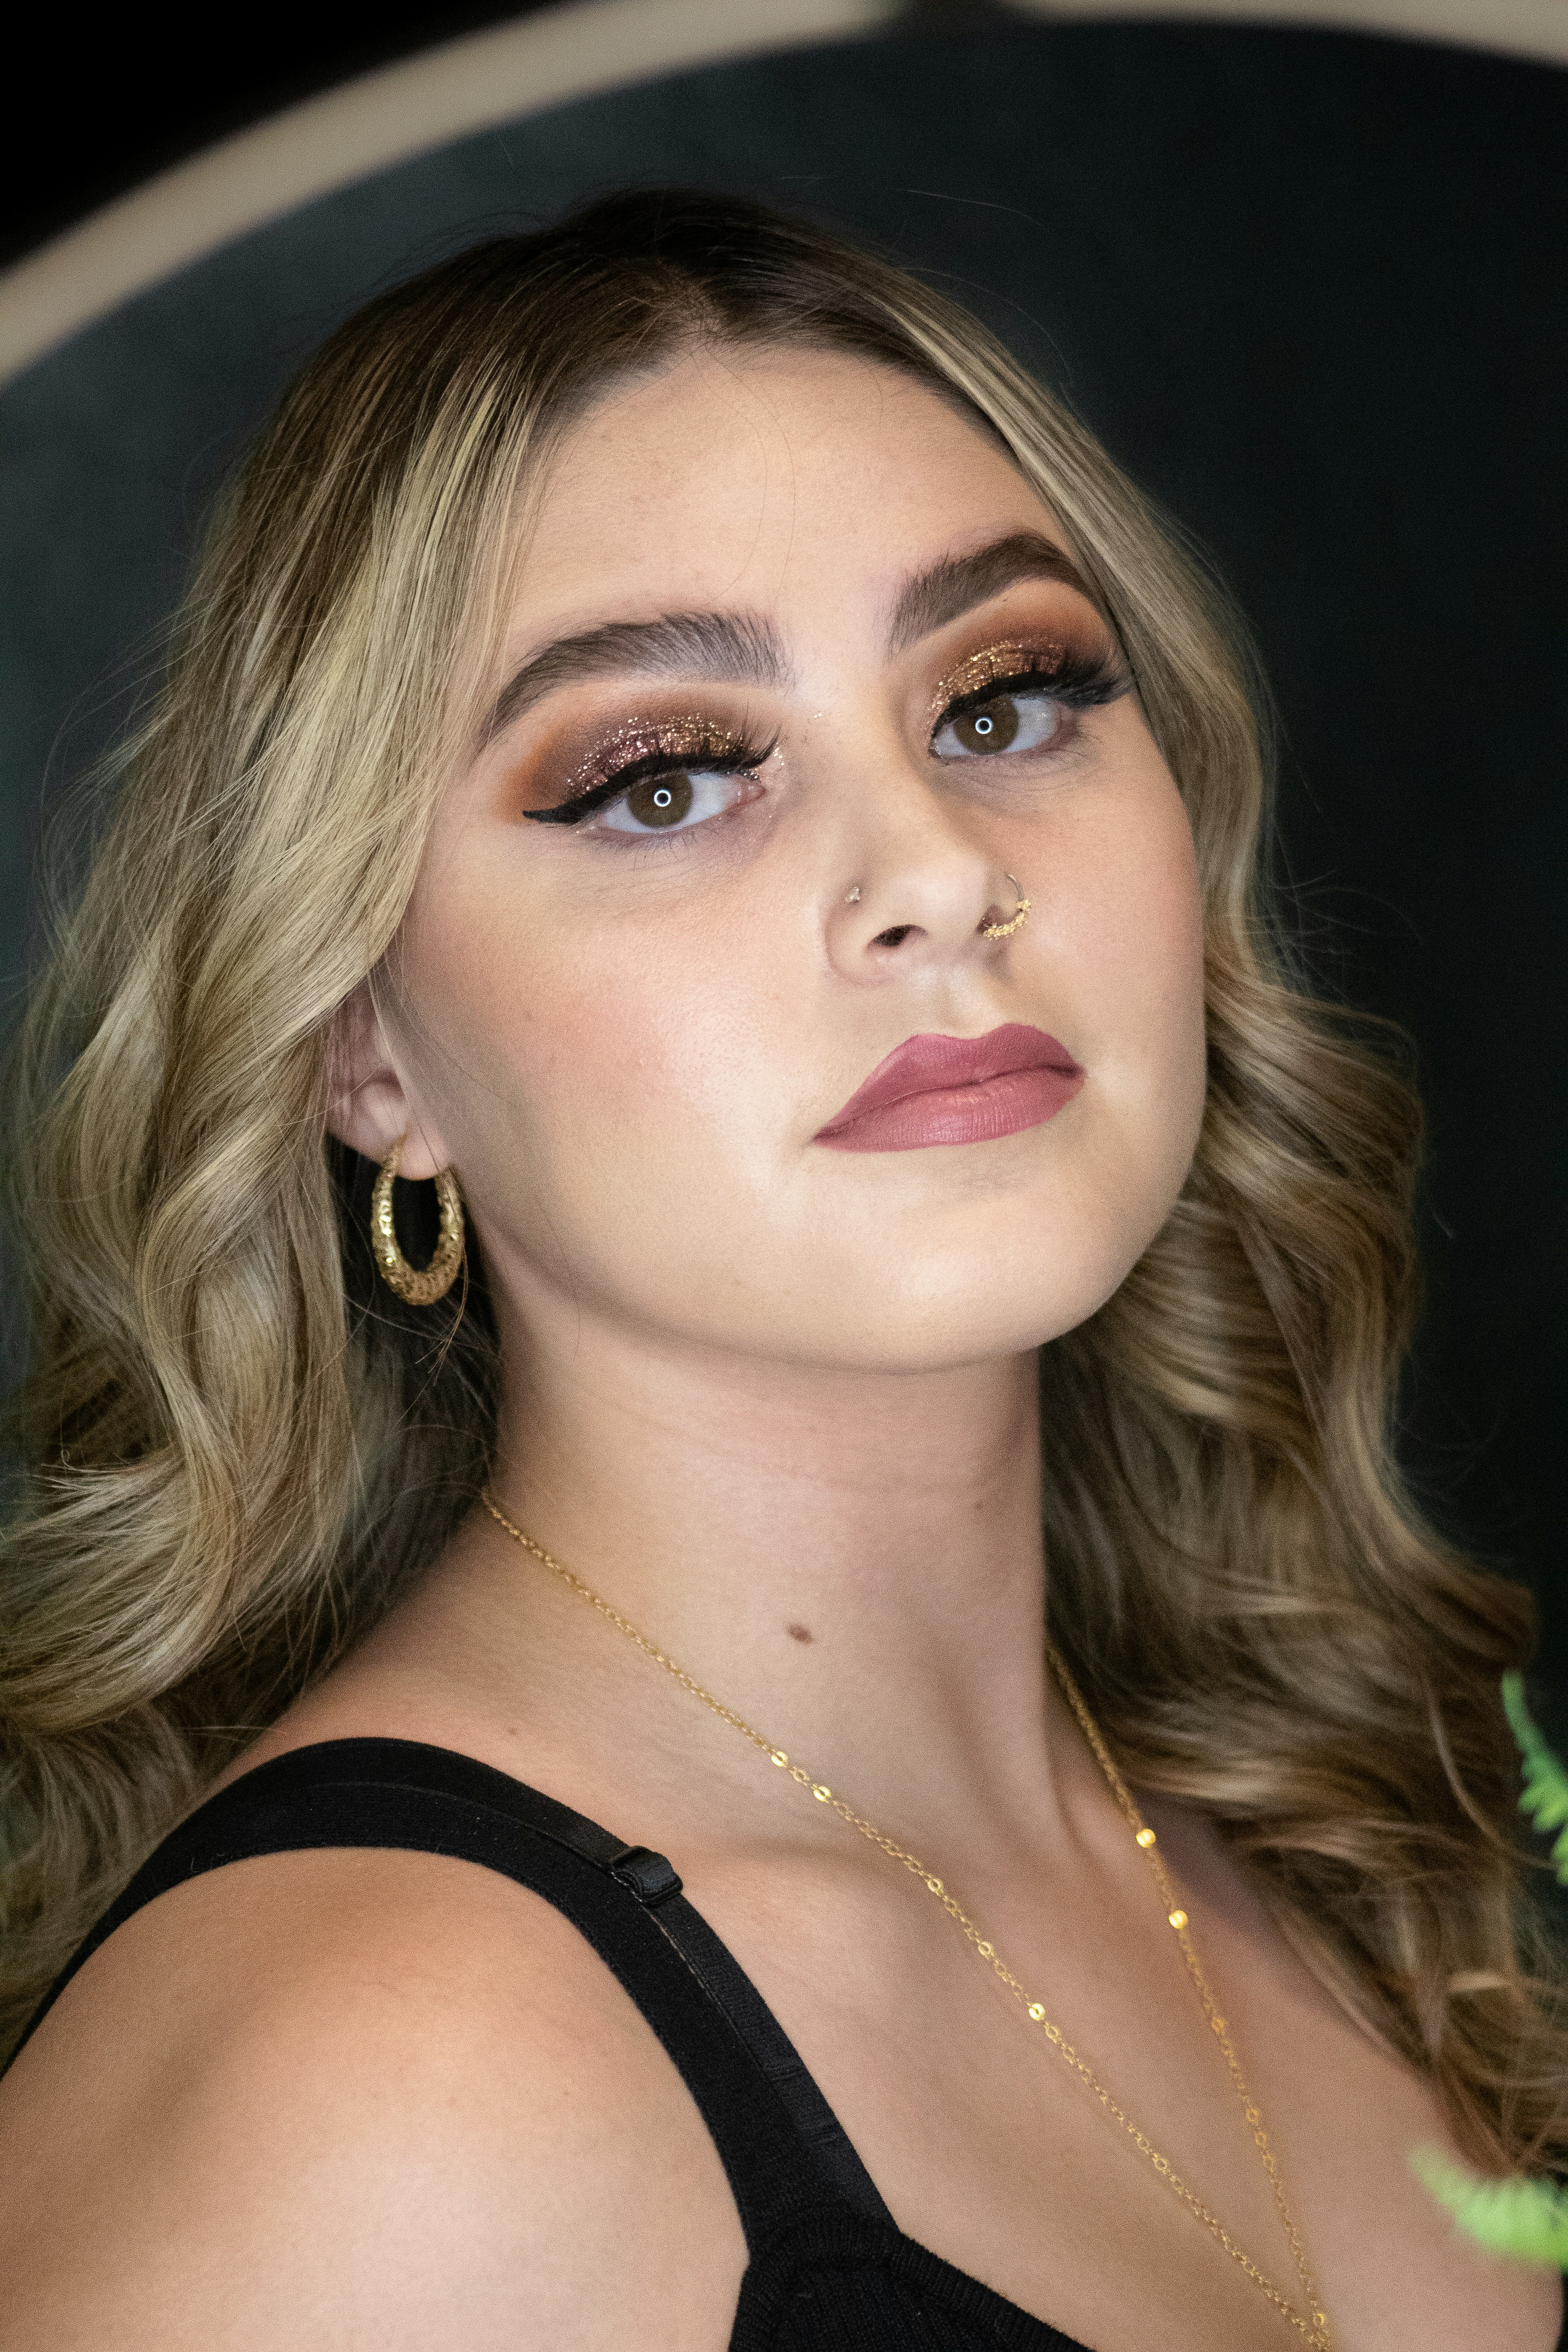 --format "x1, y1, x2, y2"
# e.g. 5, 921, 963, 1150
0, 189, 1560, 2350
